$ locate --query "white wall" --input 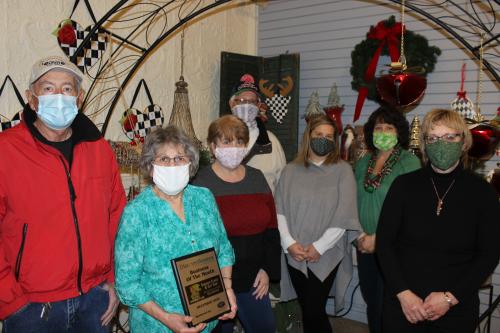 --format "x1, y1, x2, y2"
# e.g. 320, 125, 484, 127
258, 0, 500, 330
0, 0, 258, 142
